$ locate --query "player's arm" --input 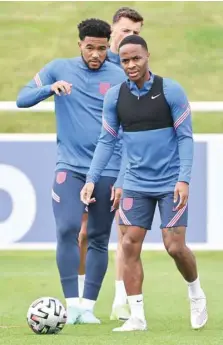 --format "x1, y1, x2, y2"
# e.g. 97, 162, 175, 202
16, 59, 72, 108
114, 134, 127, 189
87, 86, 120, 183
165, 79, 193, 209
165, 79, 193, 184
81, 86, 121, 205
110, 129, 127, 209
